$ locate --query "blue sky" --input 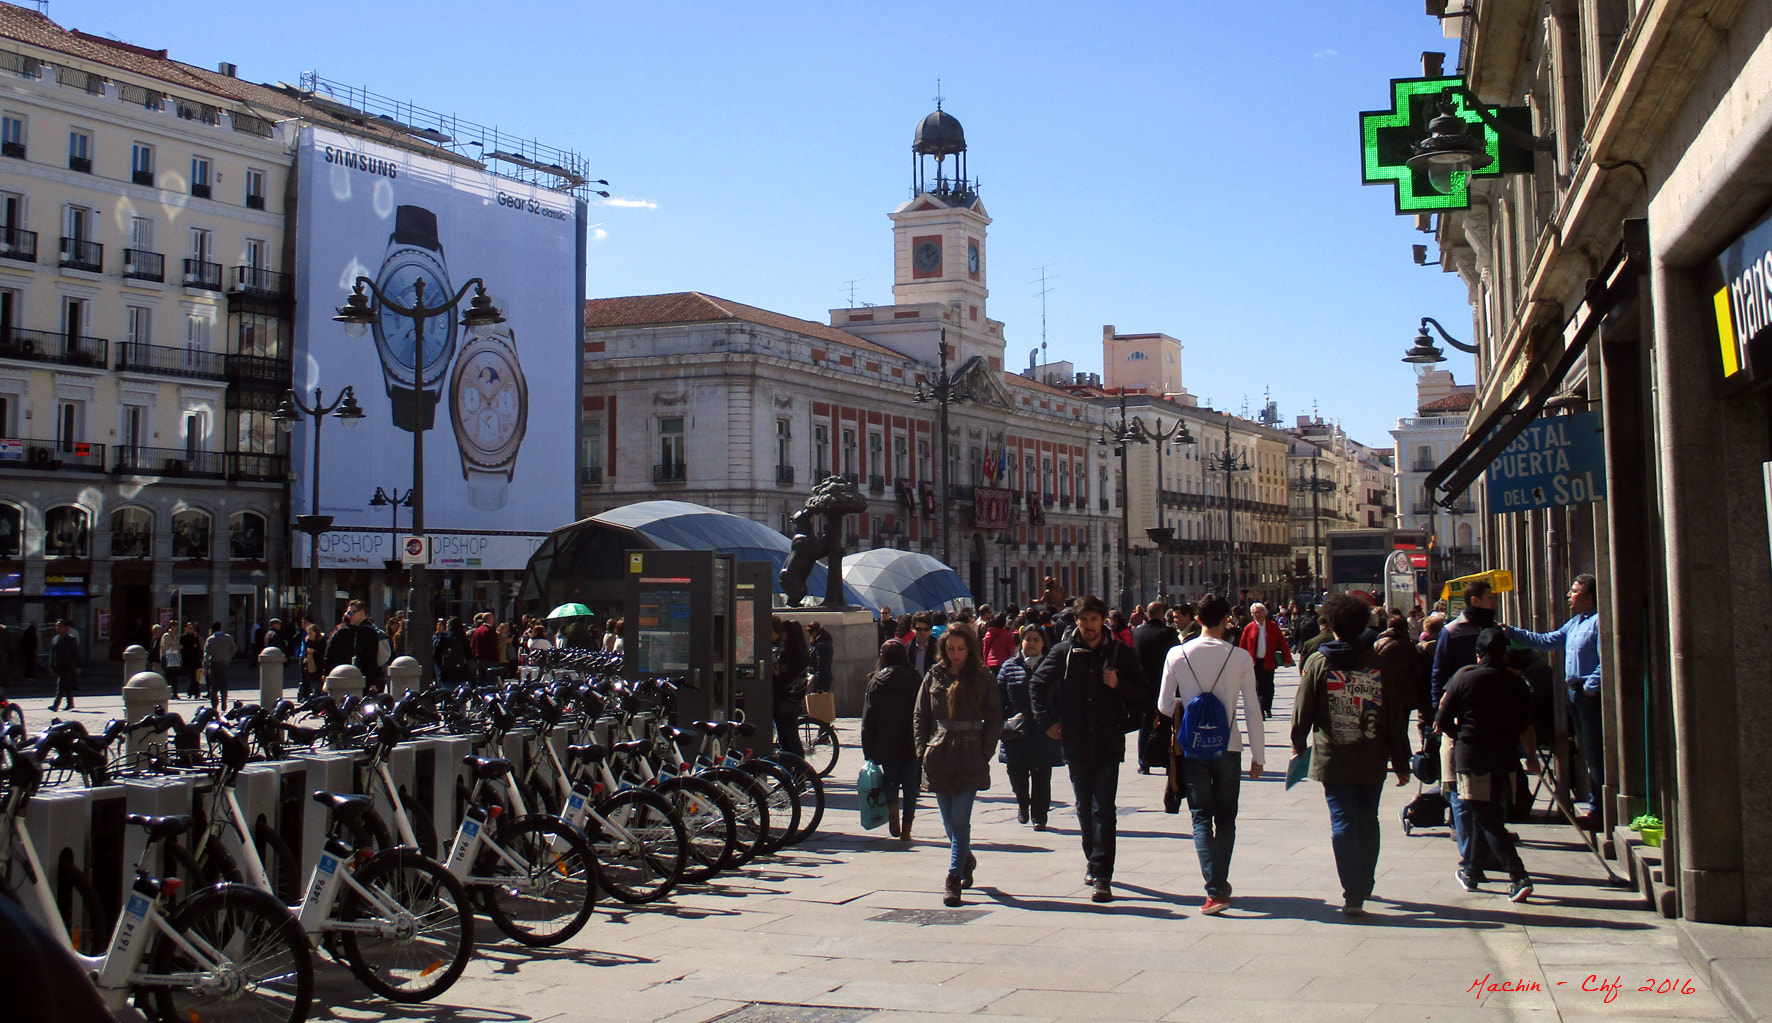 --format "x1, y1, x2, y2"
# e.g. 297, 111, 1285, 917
59, 1, 1477, 447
